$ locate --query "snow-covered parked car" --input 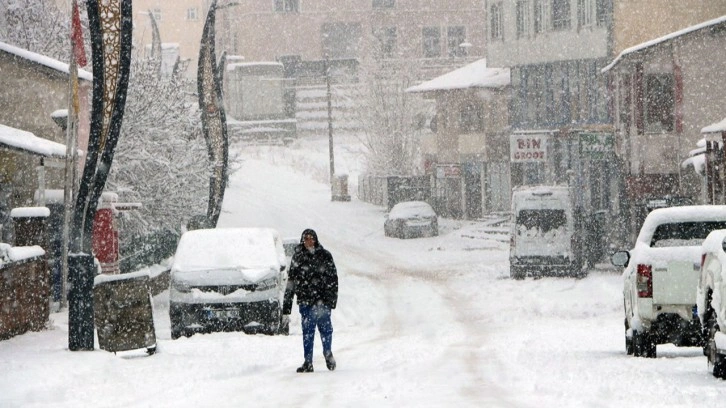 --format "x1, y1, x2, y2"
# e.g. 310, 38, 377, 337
612, 205, 726, 358
697, 229, 726, 378
169, 227, 289, 339
384, 201, 438, 239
